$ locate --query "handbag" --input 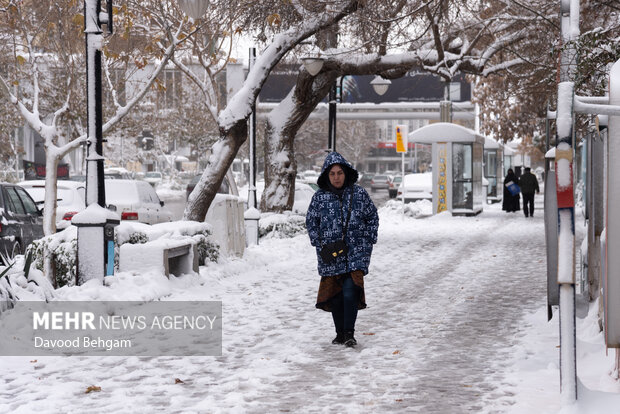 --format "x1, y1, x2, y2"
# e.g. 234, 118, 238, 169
505, 180, 520, 196
320, 240, 349, 263
319, 189, 353, 264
